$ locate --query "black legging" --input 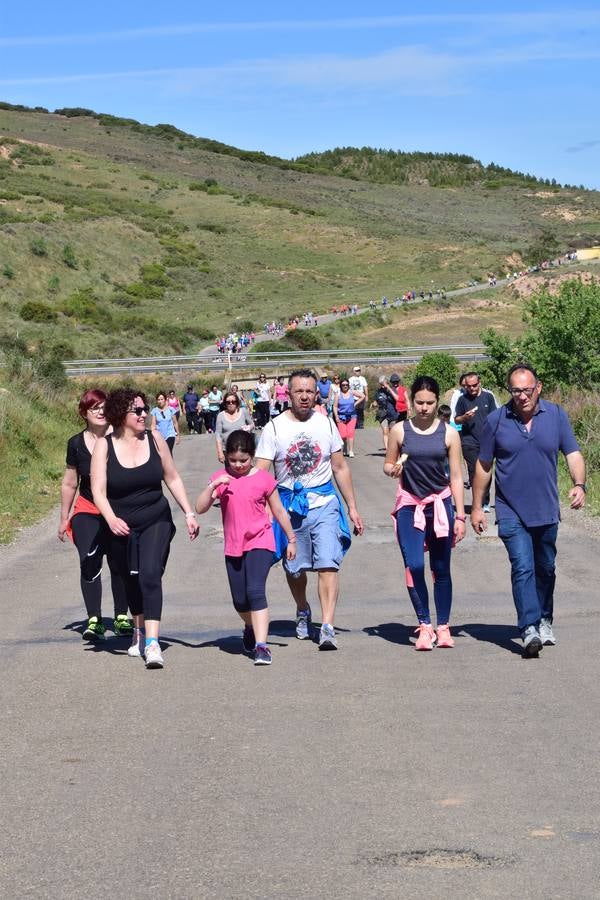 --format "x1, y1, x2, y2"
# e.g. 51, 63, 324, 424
107, 519, 174, 621
225, 549, 272, 612
255, 401, 270, 428
71, 513, 128, 620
